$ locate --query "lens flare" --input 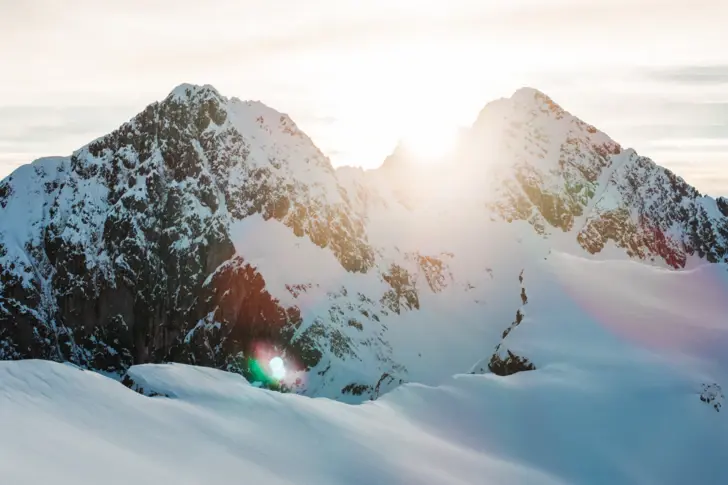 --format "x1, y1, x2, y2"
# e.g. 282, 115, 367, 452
269, 356, 286, 380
